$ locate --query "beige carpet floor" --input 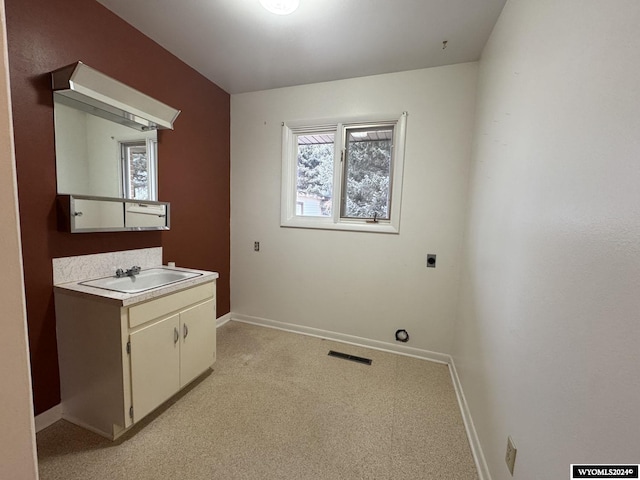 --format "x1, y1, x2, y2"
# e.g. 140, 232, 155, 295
37, 321, 479, 479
